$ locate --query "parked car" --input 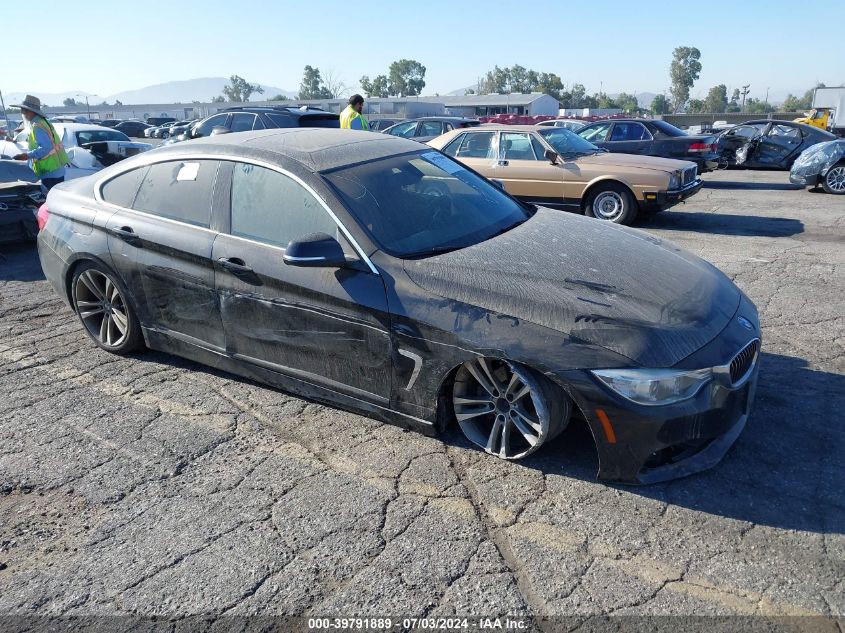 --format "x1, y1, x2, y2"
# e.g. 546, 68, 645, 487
0, 160, 42, 243
714, 120, 837, 170
368, 119, 398, 131
789, 139, 845, 194
115, 120, 153, 138
36, 128, 760, 483
170, 106, 339, 143
536, 118, 588, 131
50, 115, 90, 124
95, 119, 122, 128
1, 119, 23, 138
382, 117, 481, 143
428, 125, 701, 225
0, 123, 152, 179
146, 117, 176, 127
157, 120, 192, 139
577, 118, 720, 172
143, 125, 159, 138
